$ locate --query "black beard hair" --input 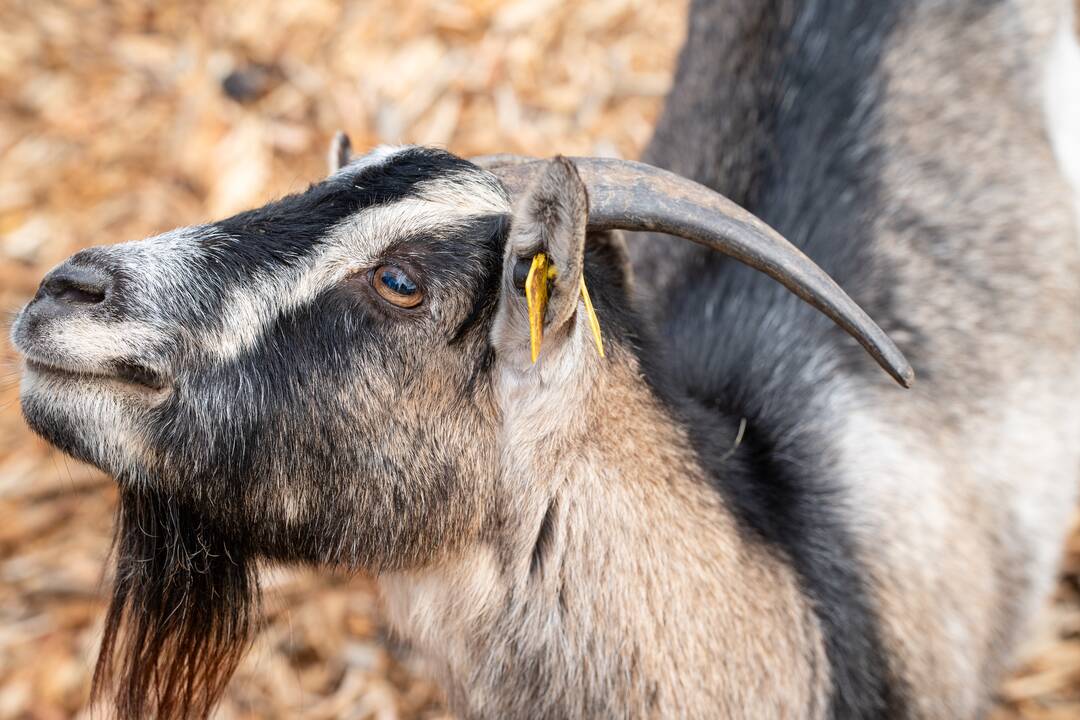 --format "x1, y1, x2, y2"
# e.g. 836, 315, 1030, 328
92, 483, 258, 720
